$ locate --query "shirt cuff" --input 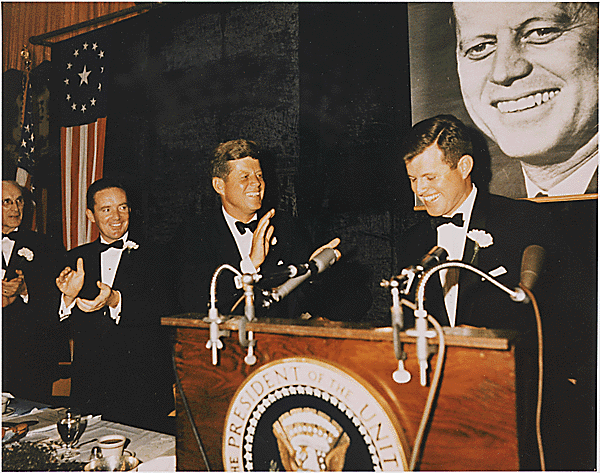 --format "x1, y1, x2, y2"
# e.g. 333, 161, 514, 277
109, 290, 122, 325
20, 293, 29, 304
240, 257, 259, 275
59, 294, 77, 321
